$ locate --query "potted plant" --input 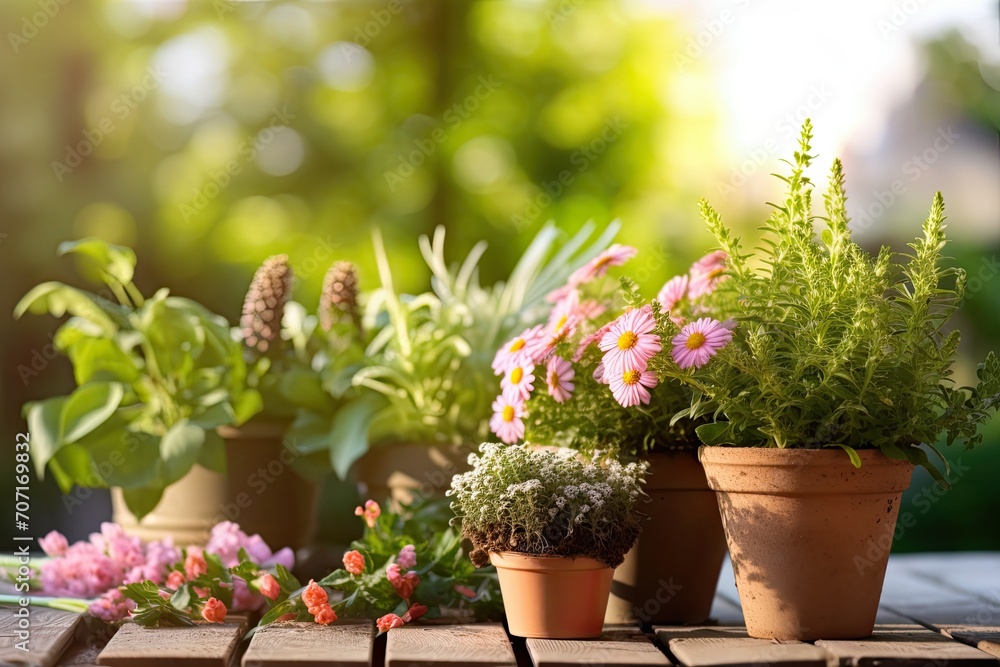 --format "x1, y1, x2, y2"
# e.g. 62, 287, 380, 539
348, 222, 621, 504
631, 121, 1000, 640
487, 246, 730, 625
448, 443, 647, 638
15, 239, 262, 544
